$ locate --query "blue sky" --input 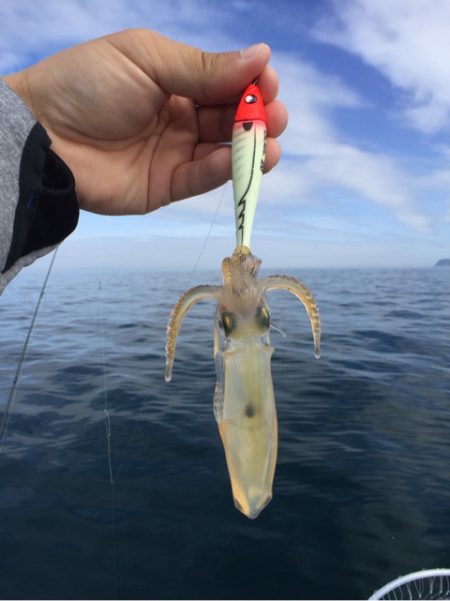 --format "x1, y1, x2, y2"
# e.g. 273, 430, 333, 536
2, 0, 450, 268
